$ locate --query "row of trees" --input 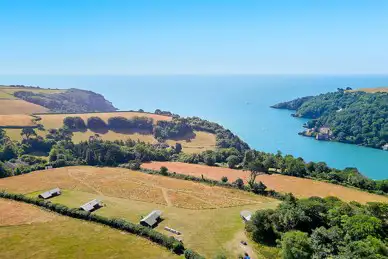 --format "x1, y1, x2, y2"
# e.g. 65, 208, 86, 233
63, 116, 154, 132
247, 195, 388, 258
